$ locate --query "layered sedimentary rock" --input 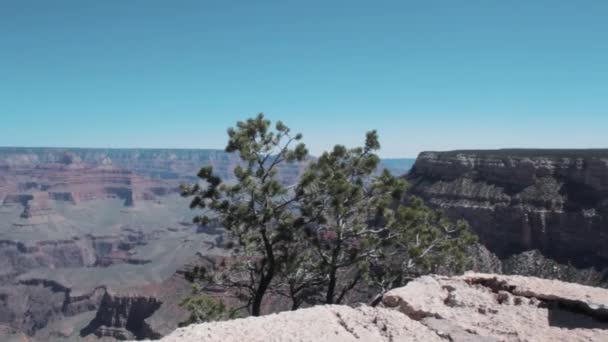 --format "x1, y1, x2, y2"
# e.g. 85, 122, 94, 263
0, 242, 211, 340
81, 292, 163, 340
13, 163, 173, 206
0, 149, 212, 340
407, 149, 608, 268
19, 192, 54, 219
0, 229, 163, 277
0, 147, 412, 184
0, 147, 308, 184
0, 279, 106, 337
0, 147, 414, 340
78, 255, 208, 340
151, 273, 608, 342
0, 239, 96, 276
